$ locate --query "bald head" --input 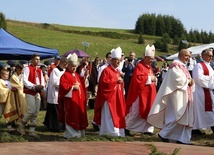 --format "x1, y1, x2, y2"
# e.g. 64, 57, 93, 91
178, 49, 191, 64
